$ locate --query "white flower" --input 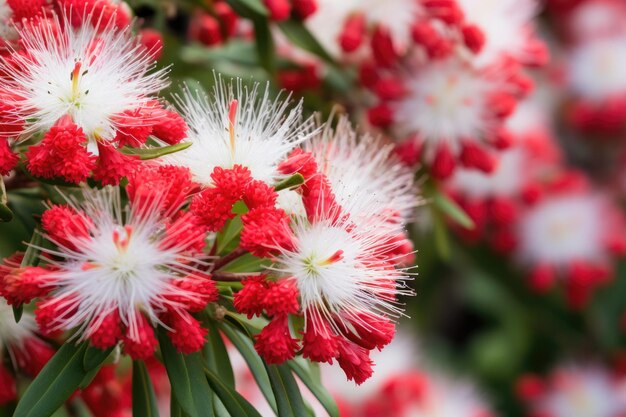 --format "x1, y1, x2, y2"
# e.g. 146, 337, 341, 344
393, 58, 495, 157
568, 36, 626, 100
38, 187, 208, 341
306, 117, 418, 224
322, 332, 421, 402
1, 13, 168, 140
457, 0, 539, 67
321, 333, 492, 417
516, 194, 607, 267
166, 77, 316, 185
538, 366, 626, 417
272, 213, 412, 334
450, 147, 525, 198
305, 0, 420, 58
449, 98, 555, 199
